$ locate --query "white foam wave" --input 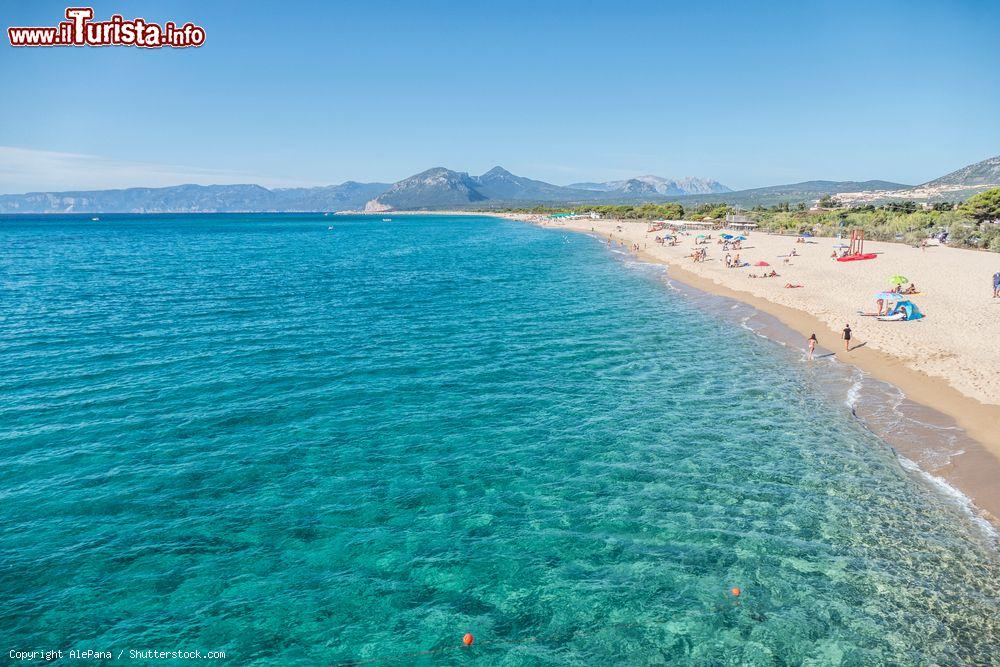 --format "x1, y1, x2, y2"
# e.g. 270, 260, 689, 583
897, 455, 998, 545
845, 370, 865, 412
